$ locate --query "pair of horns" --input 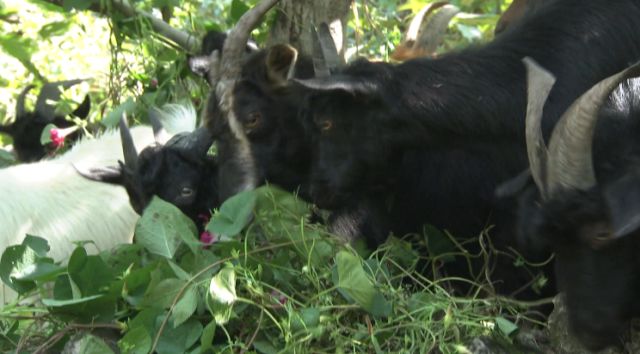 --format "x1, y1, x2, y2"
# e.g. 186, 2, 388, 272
523, 57, 640, 199
15, 79, 87, 122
